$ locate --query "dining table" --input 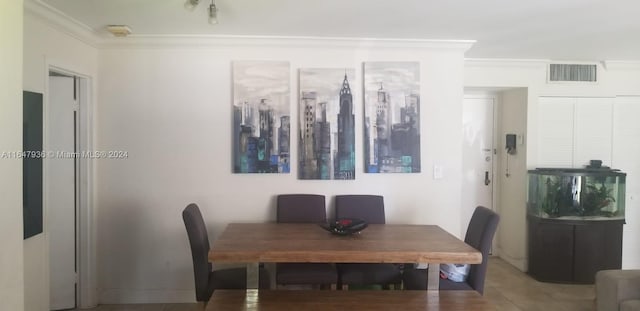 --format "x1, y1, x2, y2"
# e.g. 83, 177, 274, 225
209, 223, 482, 291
